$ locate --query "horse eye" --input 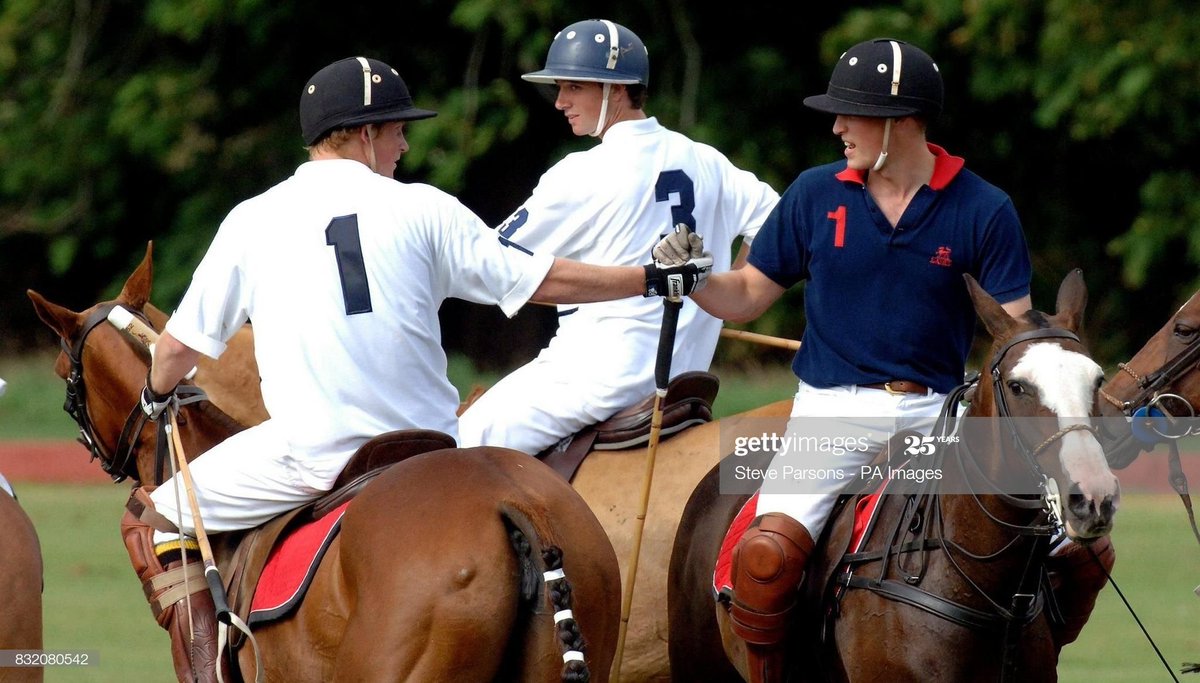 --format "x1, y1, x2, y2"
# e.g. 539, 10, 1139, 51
1173, 322, 1198, 341
1007, 381, 1026, 396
